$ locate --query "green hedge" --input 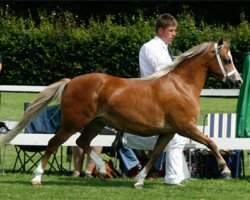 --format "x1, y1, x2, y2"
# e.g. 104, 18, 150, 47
0, 8, 249, 88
